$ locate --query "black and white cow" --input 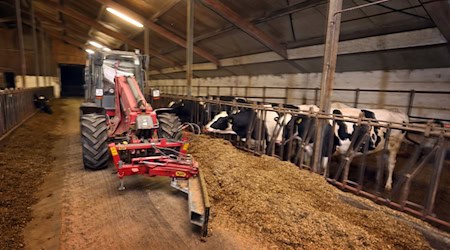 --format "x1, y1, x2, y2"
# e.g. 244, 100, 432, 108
285, 105, 408, 190
205, 104, 317, 151
168, 96, 248, 126
168, 99, 208, 125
